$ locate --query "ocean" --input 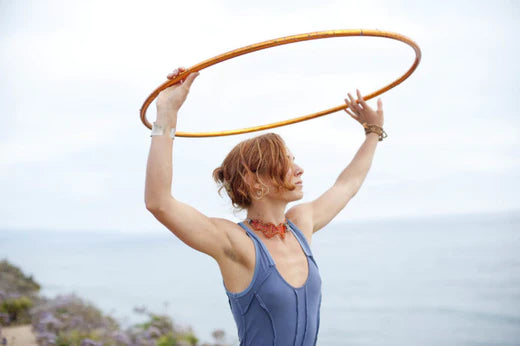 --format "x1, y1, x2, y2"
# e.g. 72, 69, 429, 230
1, 210, 519, 345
